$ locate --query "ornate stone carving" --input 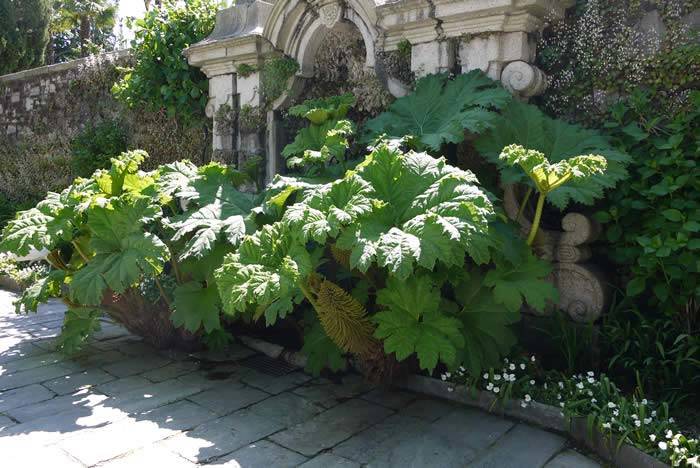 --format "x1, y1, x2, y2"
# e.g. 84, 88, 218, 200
501, 60, 547, 98
319, 2, 343, 28
503, 185, 608, 323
